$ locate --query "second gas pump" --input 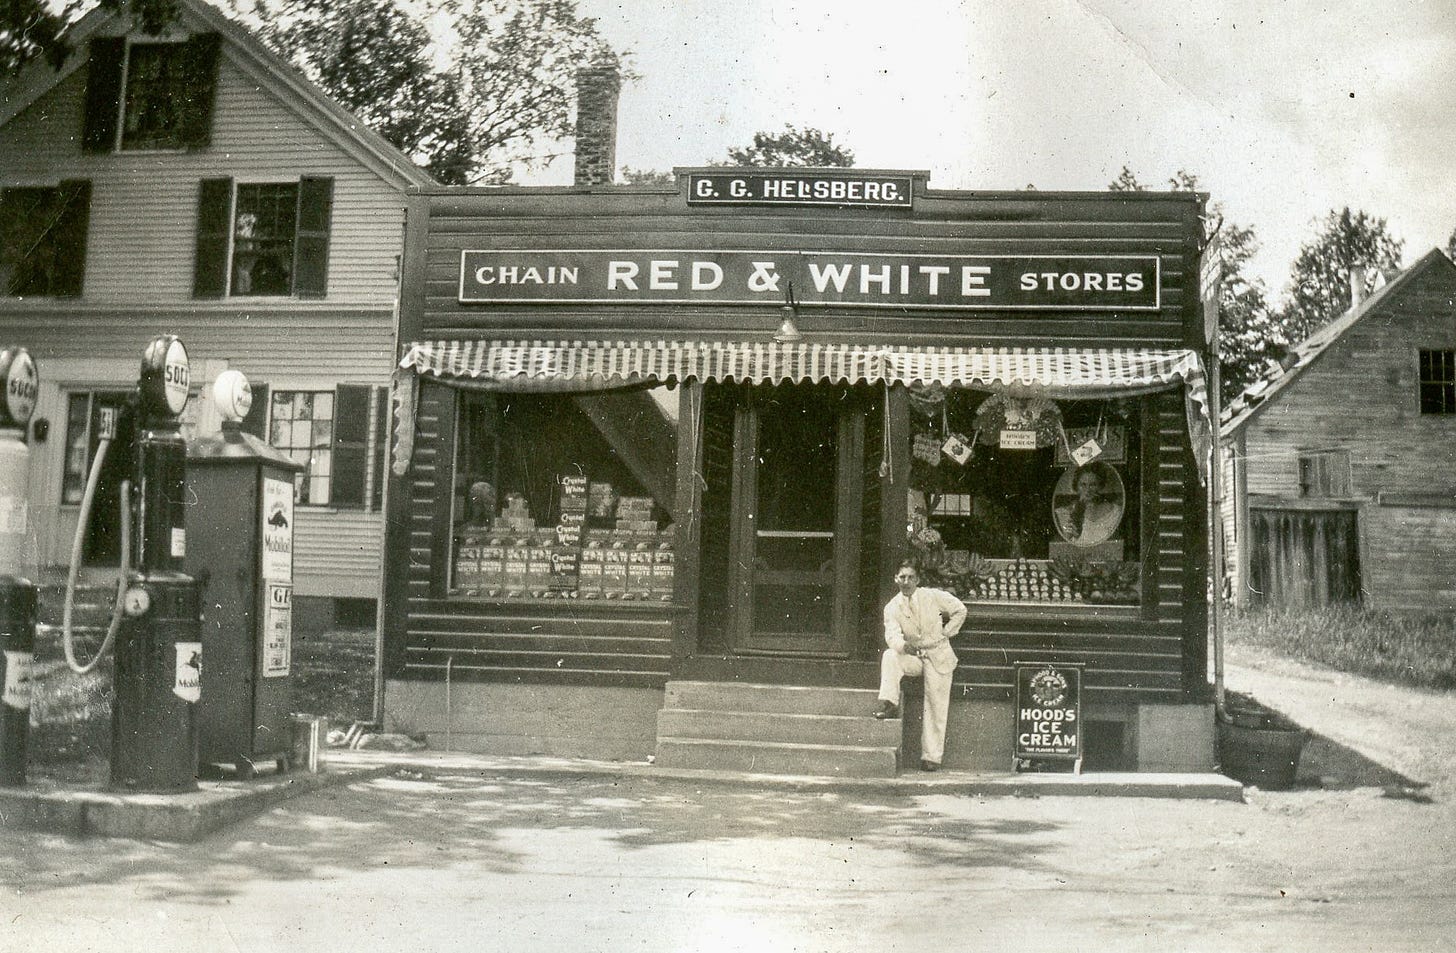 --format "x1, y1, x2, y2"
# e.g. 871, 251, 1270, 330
110, 335, 202, 792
